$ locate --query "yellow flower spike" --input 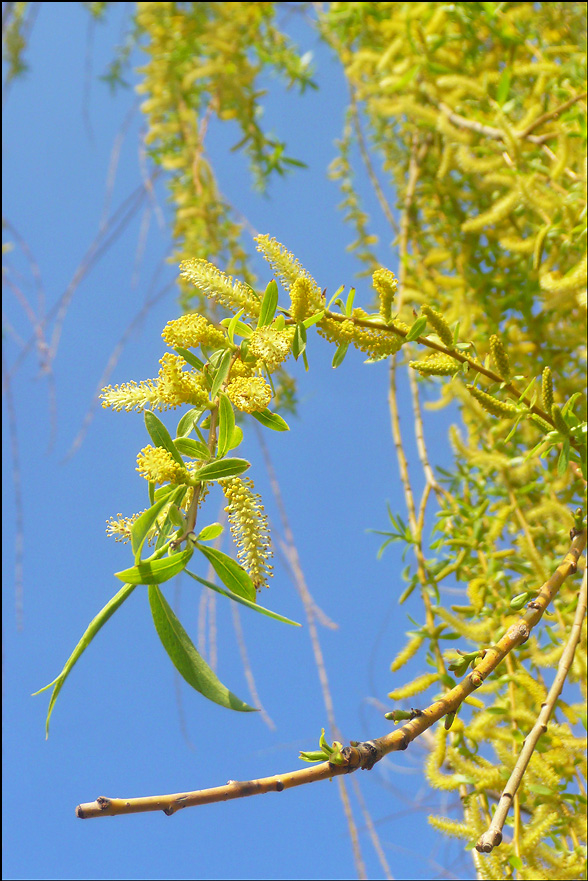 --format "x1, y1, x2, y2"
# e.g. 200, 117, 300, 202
105, 512, 141, 543
489, 333, 511, 380
220, 477, 273, 590
372, 267, 398, 324
156, 353, 209, 409
101, 379, 161, 412
466, 384, 518, 417
255, 234, 321, 297
179, 258, 261, 319
421, 304, 454, 347
289, 276, 323, 322
410, 354, 459, 376
162, 312, 226, 350
248, 327, 293, 371
136, 445, 190, 485
225, 376, 272, 413
542, 366, 554, 412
